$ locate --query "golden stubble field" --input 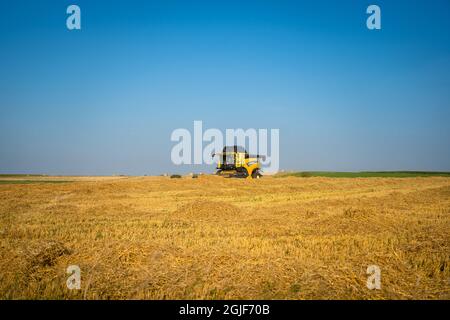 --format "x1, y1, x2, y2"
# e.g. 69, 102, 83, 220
0, 175, 449, 299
